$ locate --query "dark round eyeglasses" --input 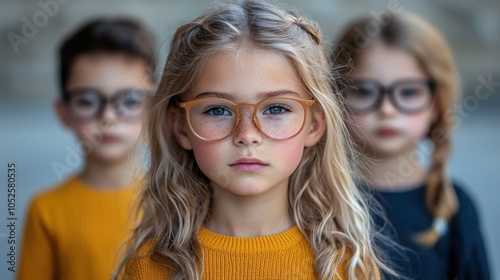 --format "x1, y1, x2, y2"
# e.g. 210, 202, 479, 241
63, 88, 150, 121
343, 79, 436, 114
